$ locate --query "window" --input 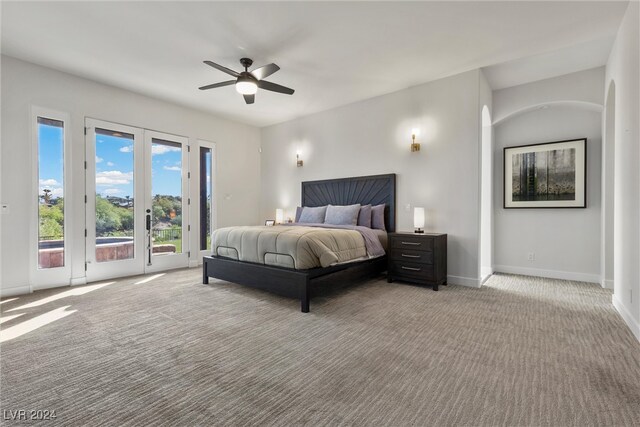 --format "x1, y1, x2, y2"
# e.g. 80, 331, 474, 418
94, 128, 135, 262
199, 145, 213, 250
151, 138, 183, 254
37, 117, 65, 269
